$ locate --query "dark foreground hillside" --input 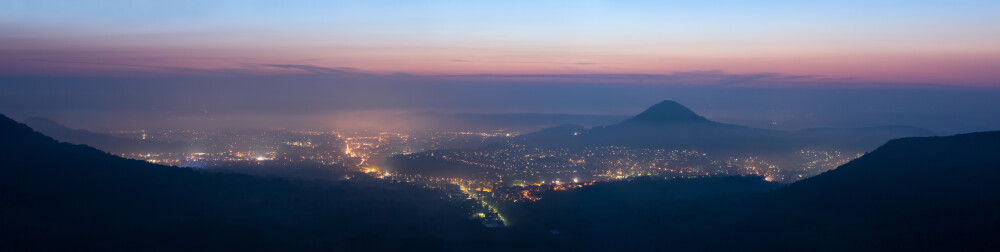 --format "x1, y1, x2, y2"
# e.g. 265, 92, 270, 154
0, 114, 486, 251
501, 131, 1000, 251
3, 110, 999, 251
772, 131, 1000, 250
